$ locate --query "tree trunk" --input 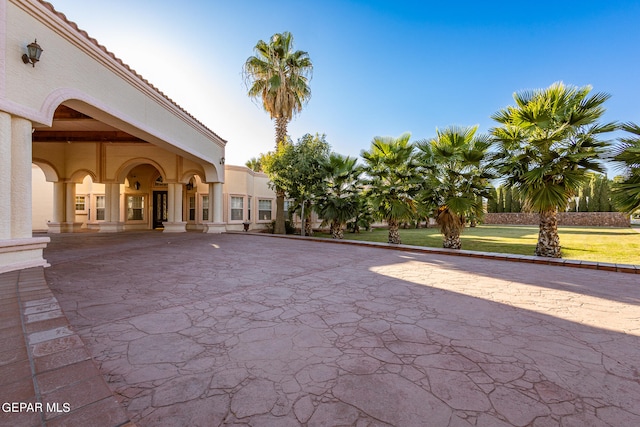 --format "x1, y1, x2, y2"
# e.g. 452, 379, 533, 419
442, 229, 461, 249
275, 117, 289, 148
304, 202, 313, 236
273, 117, 289, 235
274, 189, 286, 235
388, 219, 401, 244
535, 209, 561, 258
330, 219, 343, 239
